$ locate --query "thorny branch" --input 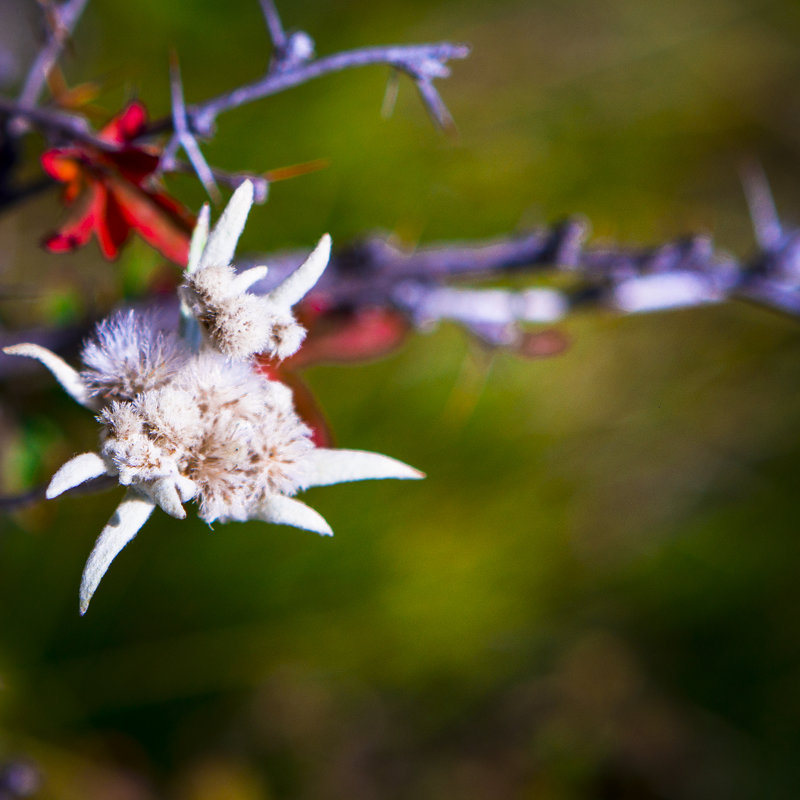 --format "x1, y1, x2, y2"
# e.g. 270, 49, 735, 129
176, 42, 470, 138
0, 38, 469, 153
0, 178, 797, 510
149, 0, 467, 184
0, 169, 796, 368
244, 194, 794, 348
259, 0, 288, 56
0, 0, 92, 207
154, 0, 468, 140
164, 53, 221, 202
0, 0, 468, 204
0, 97, 111, 150
14, 0, 90, 113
